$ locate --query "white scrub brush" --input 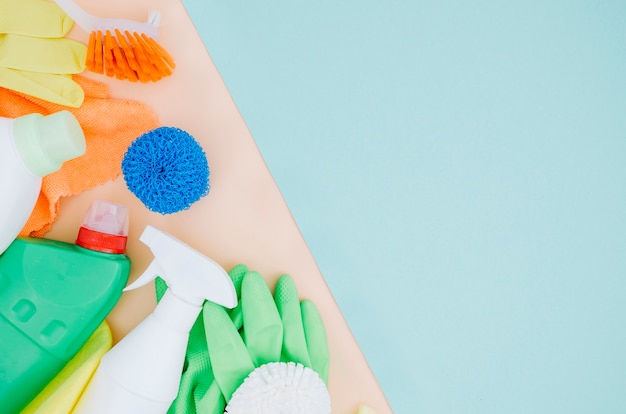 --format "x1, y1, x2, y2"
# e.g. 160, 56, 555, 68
54, 0, 175, 82
225, 362, 331, 414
